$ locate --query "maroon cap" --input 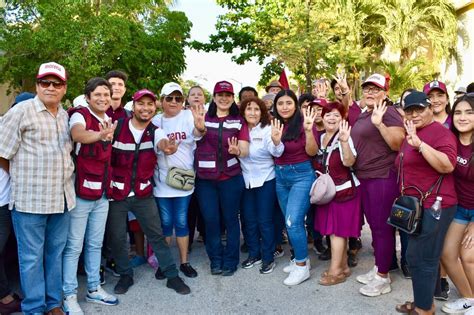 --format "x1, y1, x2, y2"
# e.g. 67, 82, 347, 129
423, 80, 447, 95
132, 89, 157, 102
308, 98, 328, 108
213, 81, 234, 94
